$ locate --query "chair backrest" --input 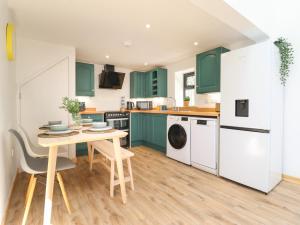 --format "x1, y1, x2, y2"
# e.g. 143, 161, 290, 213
18, 125, 39, 157
8, 129, 37, 174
